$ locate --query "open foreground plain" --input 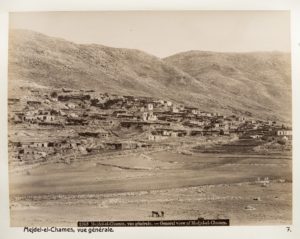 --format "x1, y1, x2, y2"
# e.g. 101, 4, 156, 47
10, 139, 292, 226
